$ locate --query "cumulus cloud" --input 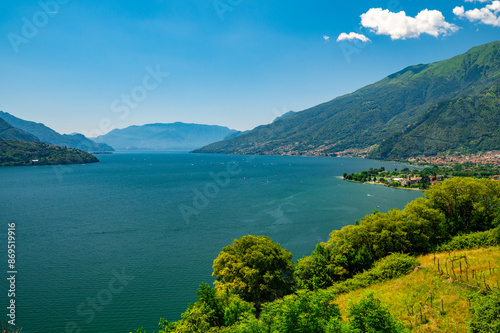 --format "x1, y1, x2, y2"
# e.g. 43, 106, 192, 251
360, 8, 459, 40
336, 32, 371, 42
323, 35, 330, 42
454, 1, 500, 27
453, 7, 466, 16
